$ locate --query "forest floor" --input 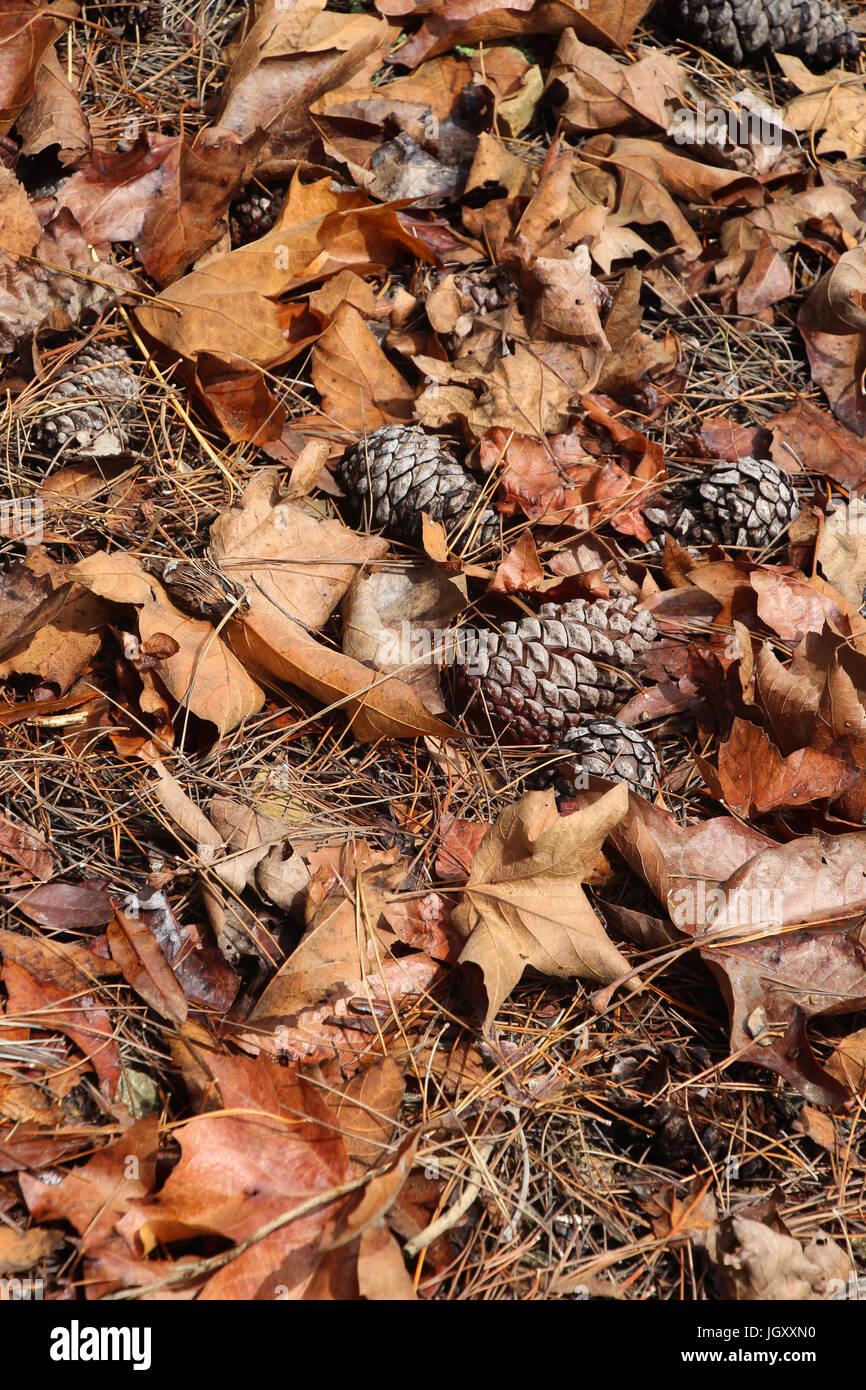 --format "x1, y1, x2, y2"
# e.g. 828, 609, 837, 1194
2, 0, 866, 1303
